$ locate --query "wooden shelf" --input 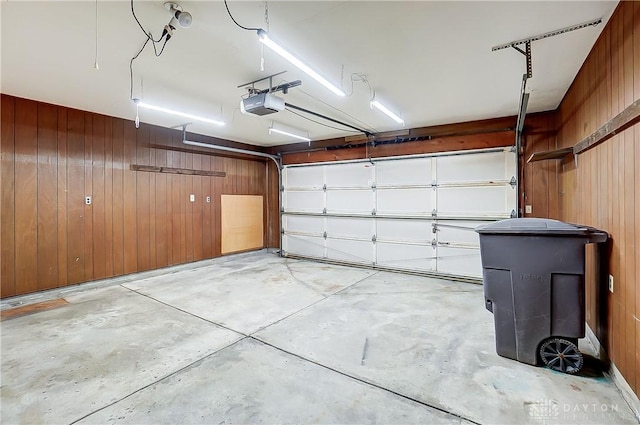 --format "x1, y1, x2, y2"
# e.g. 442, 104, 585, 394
527, 147, 573, 163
